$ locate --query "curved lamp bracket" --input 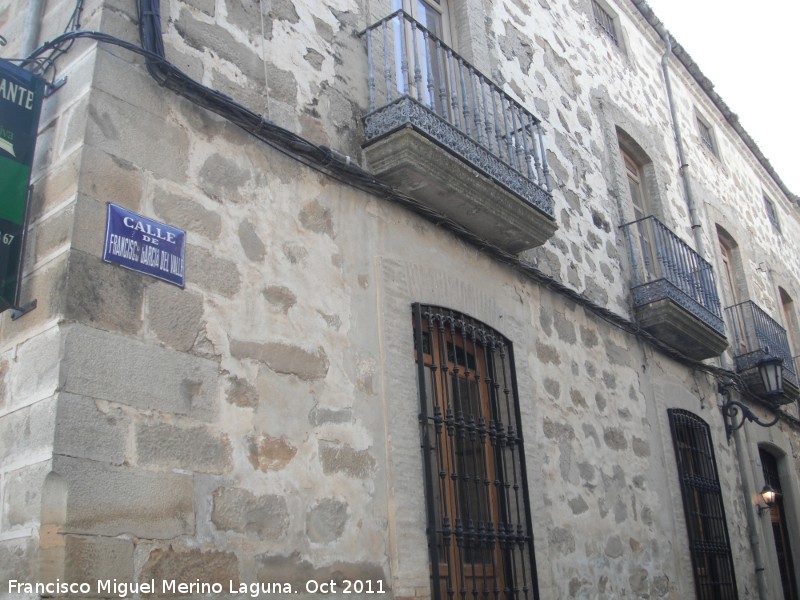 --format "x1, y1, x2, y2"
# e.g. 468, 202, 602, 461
721, 398, 781, 442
